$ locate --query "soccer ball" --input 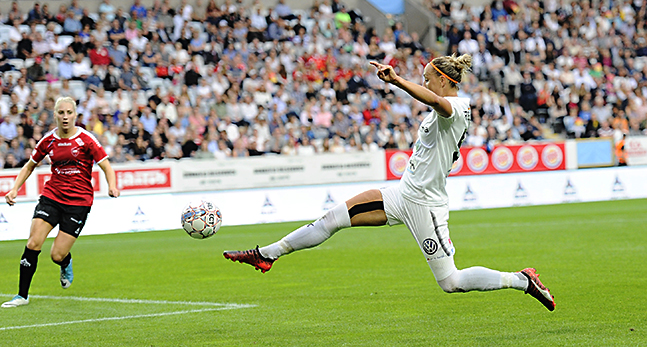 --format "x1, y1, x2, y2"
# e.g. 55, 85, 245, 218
181, 200, 222, 239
